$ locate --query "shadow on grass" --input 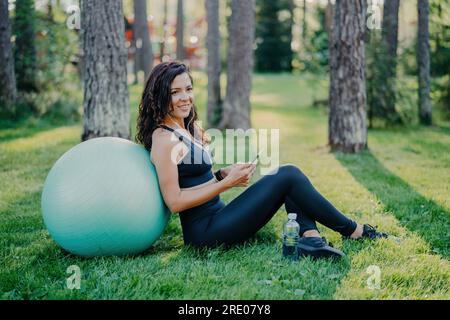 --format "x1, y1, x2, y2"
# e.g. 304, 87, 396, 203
335, 150, 450, 259
433, 123, 450, 137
